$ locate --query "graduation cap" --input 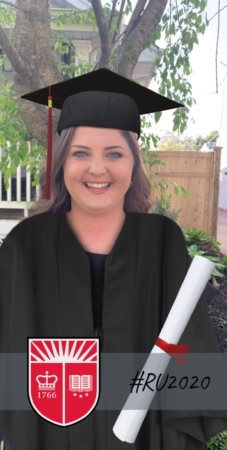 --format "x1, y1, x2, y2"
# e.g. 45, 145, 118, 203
21, 68, 184, 200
